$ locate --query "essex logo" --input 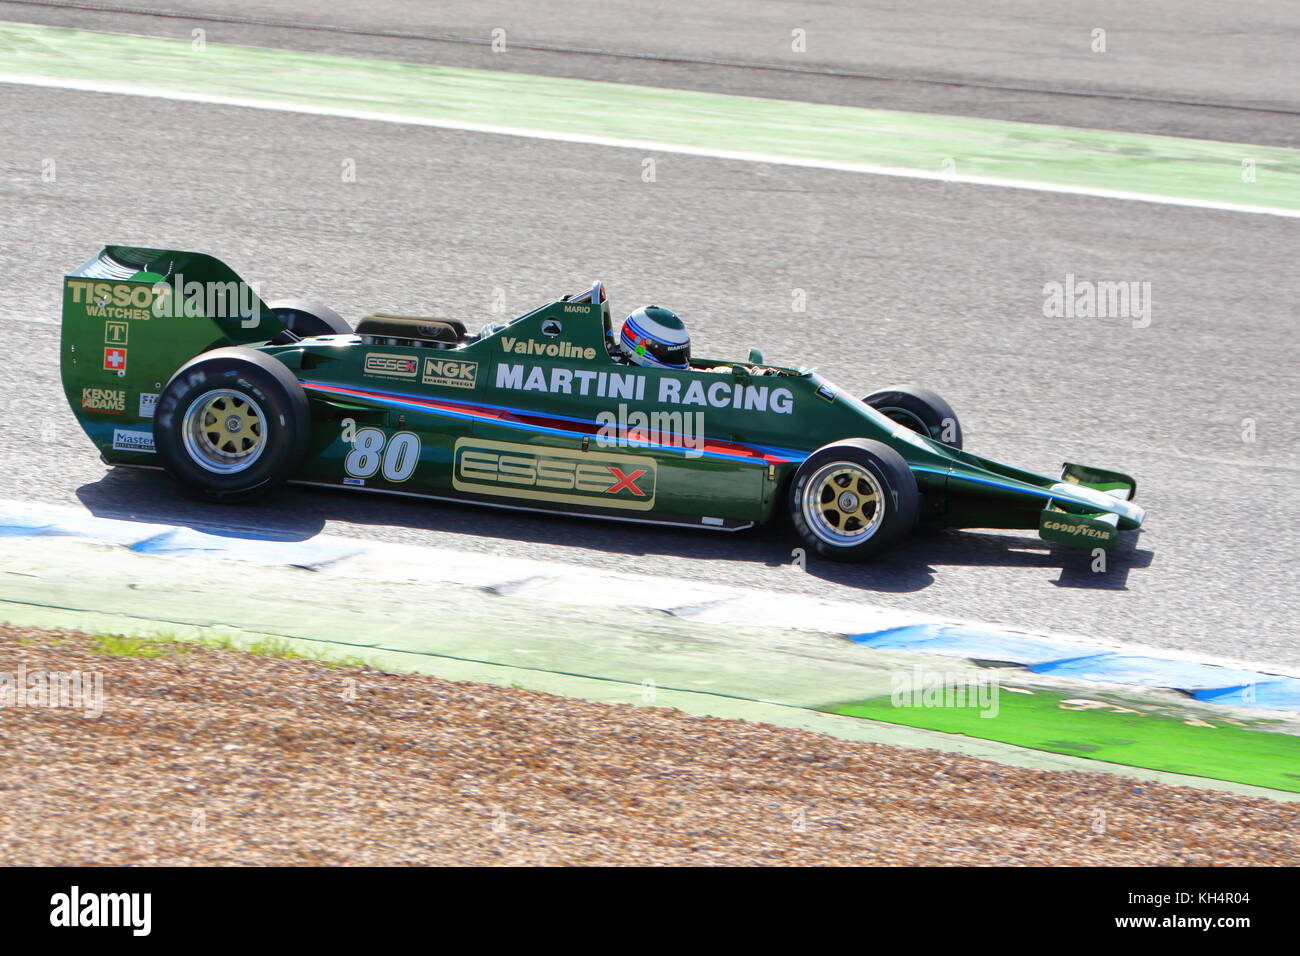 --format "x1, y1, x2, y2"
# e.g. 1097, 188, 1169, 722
452, 438, 656, 511
363, 352, 418, 379
421, 356, 478, 389
81, 387, 126, 414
